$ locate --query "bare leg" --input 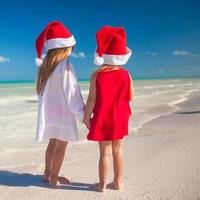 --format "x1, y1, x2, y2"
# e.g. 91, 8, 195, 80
112, 139, 124, 190
49, 139, 68, 186
94, 141, 112, 192
43, 138, 56, 181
